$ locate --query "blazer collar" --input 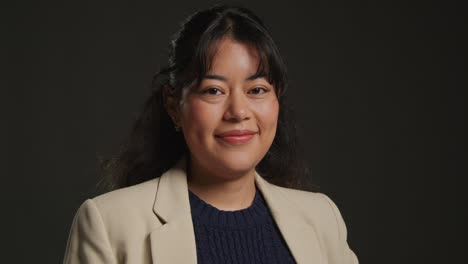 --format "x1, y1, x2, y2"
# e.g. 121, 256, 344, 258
149, 155, 323, 264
